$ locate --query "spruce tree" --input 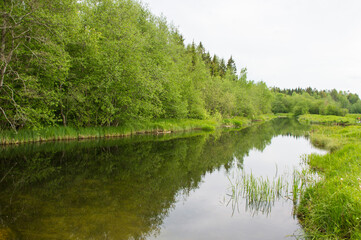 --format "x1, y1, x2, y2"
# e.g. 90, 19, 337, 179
227, 56, 237, 76
219, 59, 226, 77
